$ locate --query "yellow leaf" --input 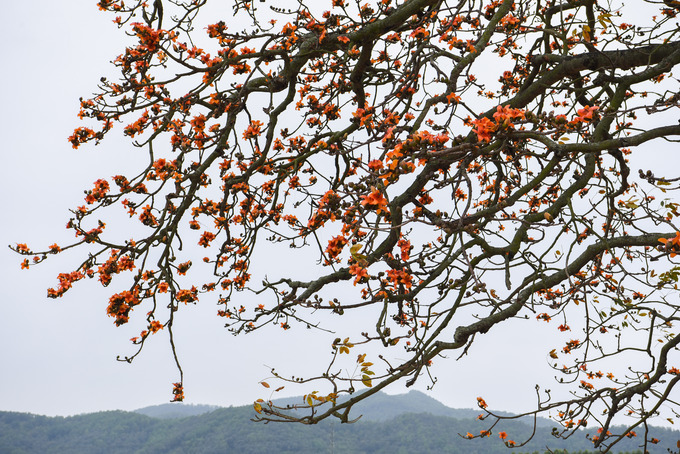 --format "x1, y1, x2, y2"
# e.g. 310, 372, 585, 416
597, 12, 612, 25
544, 212, 554, 222
254, 402, 262, 414
623, 197, 639, 209
350, 244, 367, 261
